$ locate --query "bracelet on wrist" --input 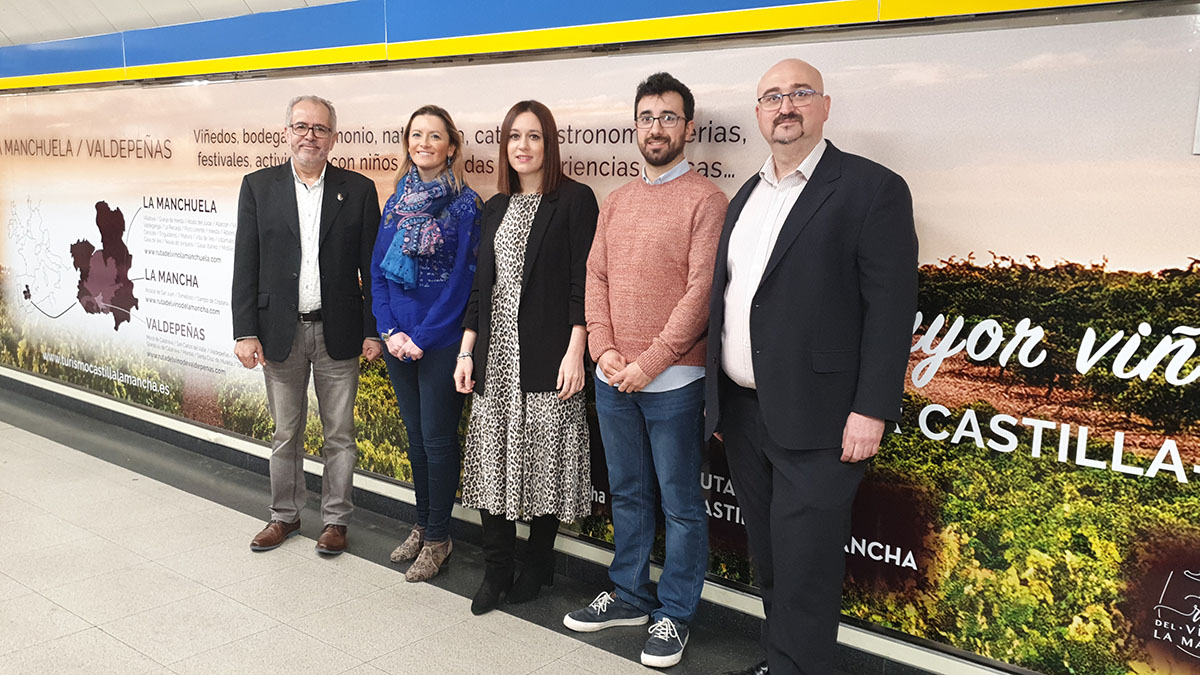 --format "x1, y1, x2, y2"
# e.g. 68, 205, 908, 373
456, 351, 473, 361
